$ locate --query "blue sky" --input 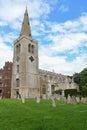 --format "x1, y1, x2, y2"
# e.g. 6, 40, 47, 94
0, 0, 87, 75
